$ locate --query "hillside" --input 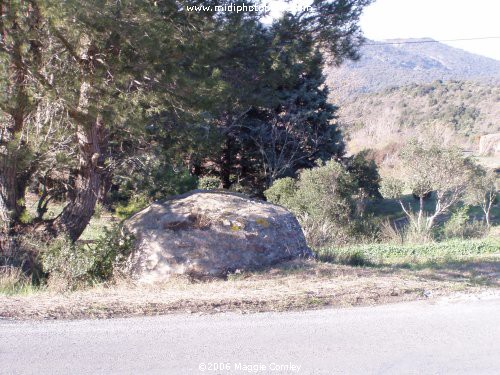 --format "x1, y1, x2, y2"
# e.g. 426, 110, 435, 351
325, 38, 500, 103
324, 38, 500, 166
339, 80, 500, 155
